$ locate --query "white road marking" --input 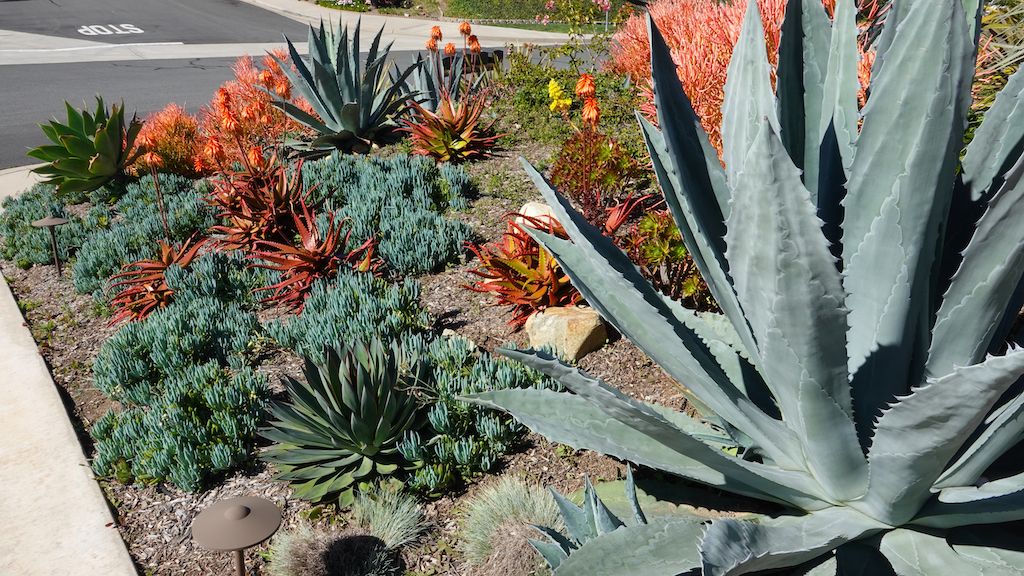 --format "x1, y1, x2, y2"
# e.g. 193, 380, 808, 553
78, 24, 145, 36
0, 42, 183, 53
